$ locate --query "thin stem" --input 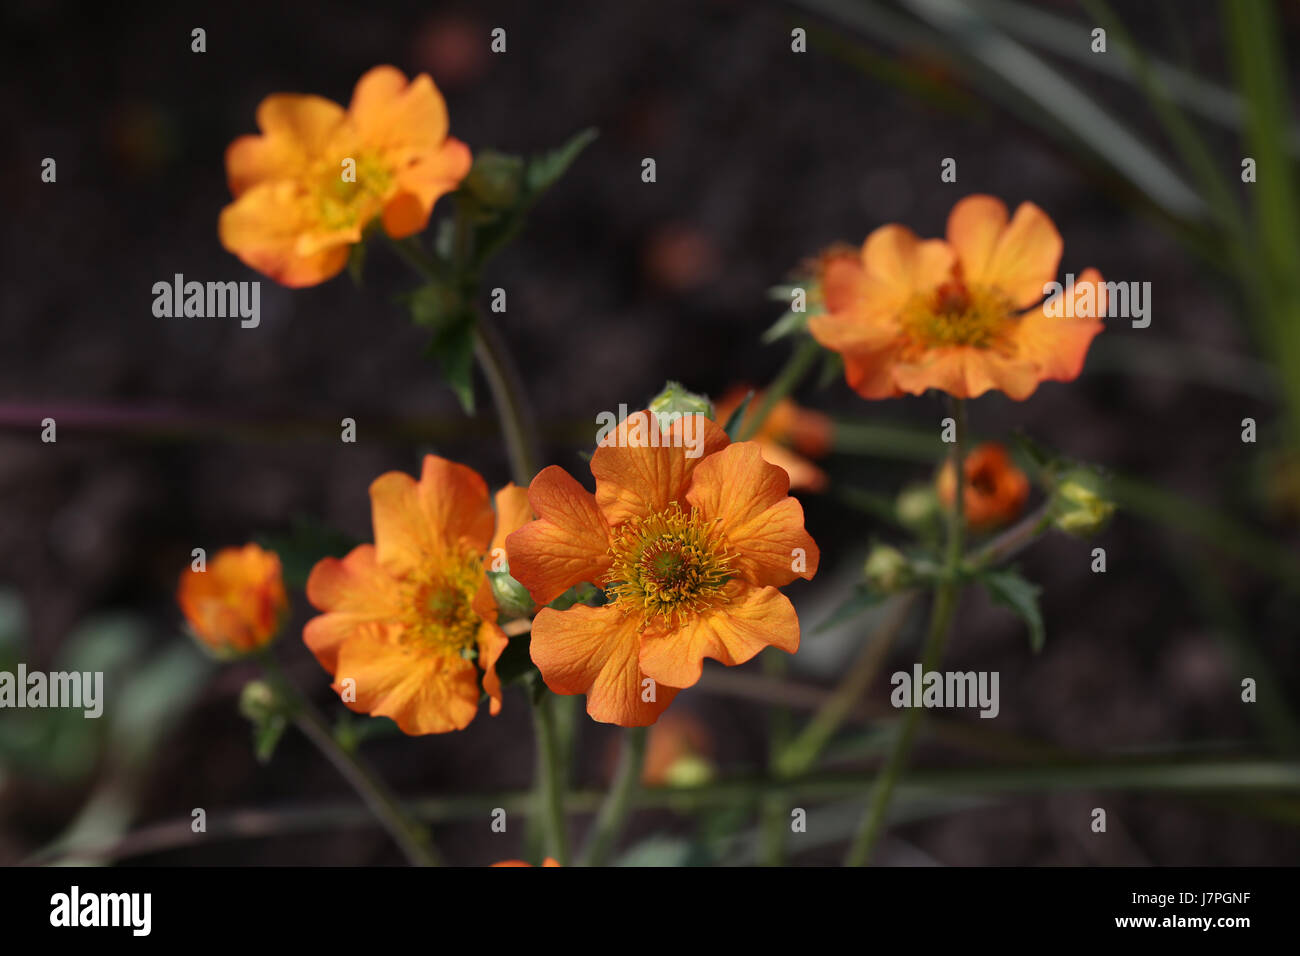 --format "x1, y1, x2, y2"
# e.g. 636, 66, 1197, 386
759, 652, 794, 865
532, 693, 571, 864
387, 234, 539, 487
776, 593, 916, 778
735, 337, 822, 441
259, 655, 439, 866
581, 726, 648, 866
965, 501, 1053, 571
845, 397, 967, 866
